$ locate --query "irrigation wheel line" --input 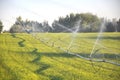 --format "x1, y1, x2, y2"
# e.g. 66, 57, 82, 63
18, 20, 120, 67
29, 32, 120, 66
